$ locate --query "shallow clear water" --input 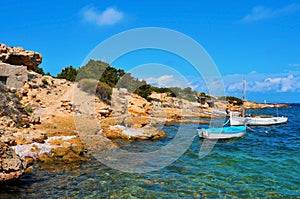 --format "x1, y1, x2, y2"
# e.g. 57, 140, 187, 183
1, 104, 299, 198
